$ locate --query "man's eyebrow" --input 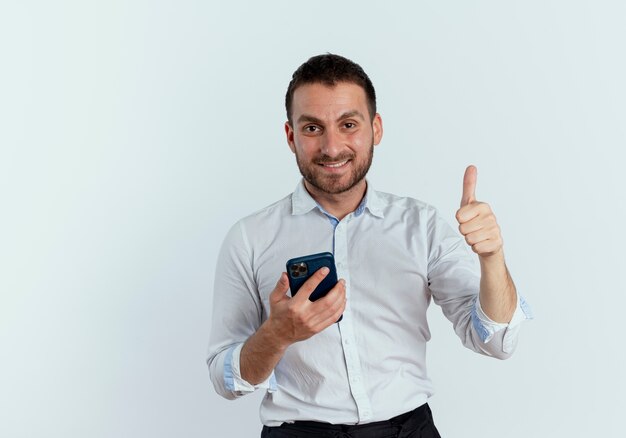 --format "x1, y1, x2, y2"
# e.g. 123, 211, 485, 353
338, 110, 365, 121
297, 114, 324, 125
296, 111, 366, 125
